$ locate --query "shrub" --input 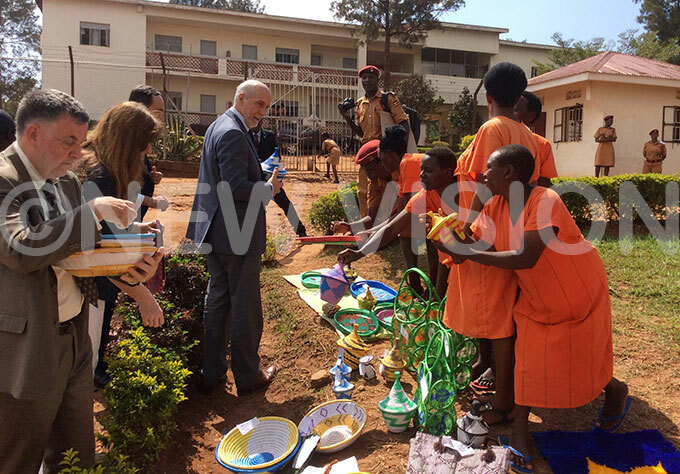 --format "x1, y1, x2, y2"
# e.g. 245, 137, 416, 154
262, 233, 277, 266
552, 174, 680, 223
100, 329, 190, 472
151, 115, 204, 162
459, 134, 475, 152
431, 140, 450, 148
59, 448, 139, 473
309, 182, 359, 233
417, 146, 431, 153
